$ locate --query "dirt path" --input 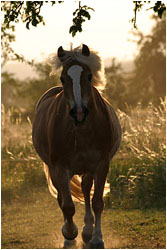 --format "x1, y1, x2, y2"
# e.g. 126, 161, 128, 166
2, 188, 165, 249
